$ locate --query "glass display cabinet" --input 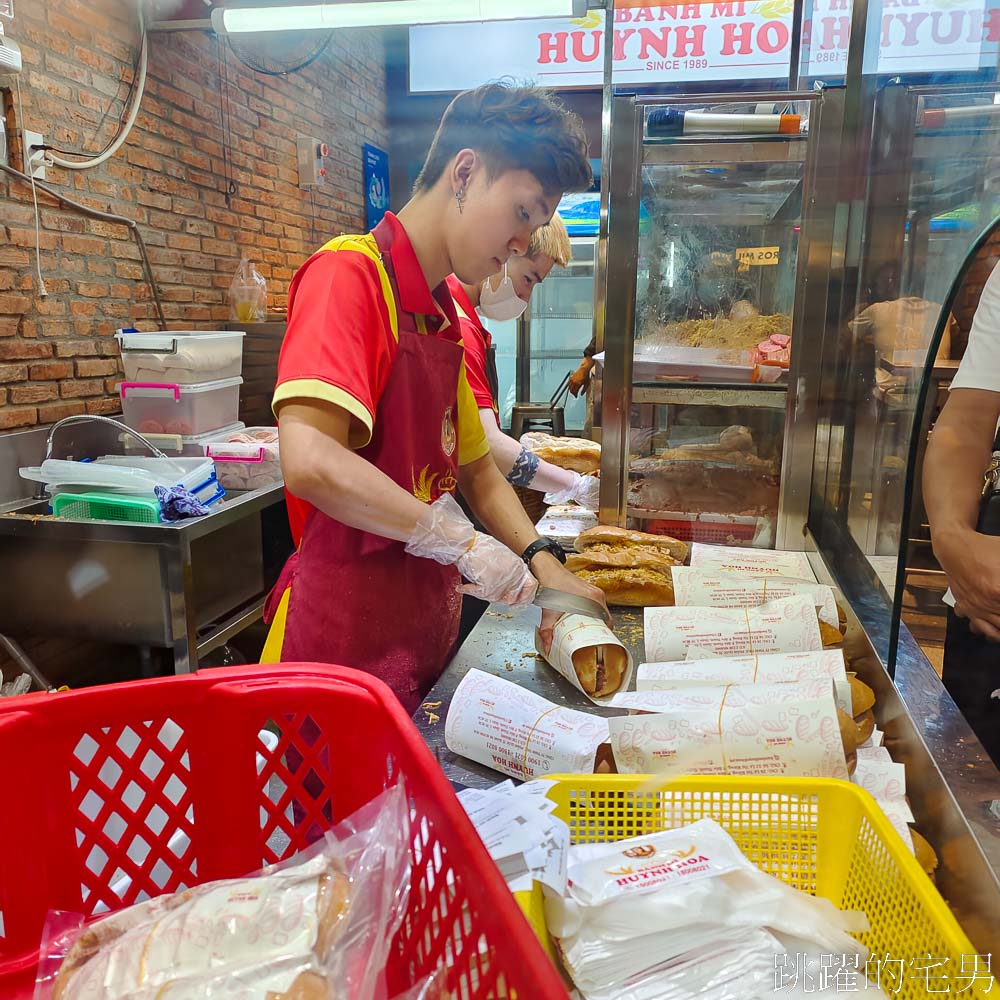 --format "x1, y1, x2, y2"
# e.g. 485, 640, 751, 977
598, 87, 845, 547
807, 80, 1000, 664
